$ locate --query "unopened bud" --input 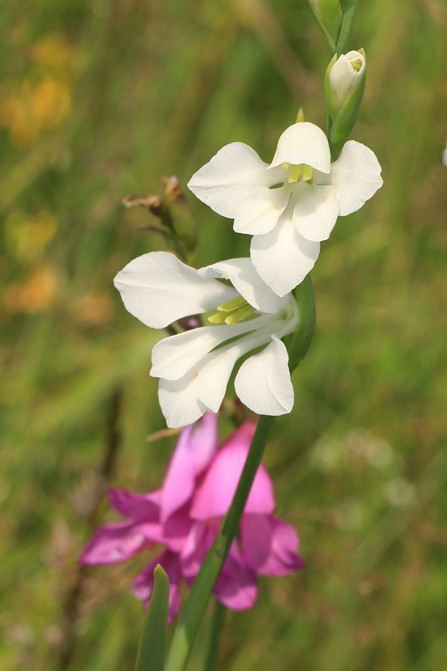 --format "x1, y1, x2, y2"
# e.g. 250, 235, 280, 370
325, 49, 366, 158
327, 50, 366, 110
